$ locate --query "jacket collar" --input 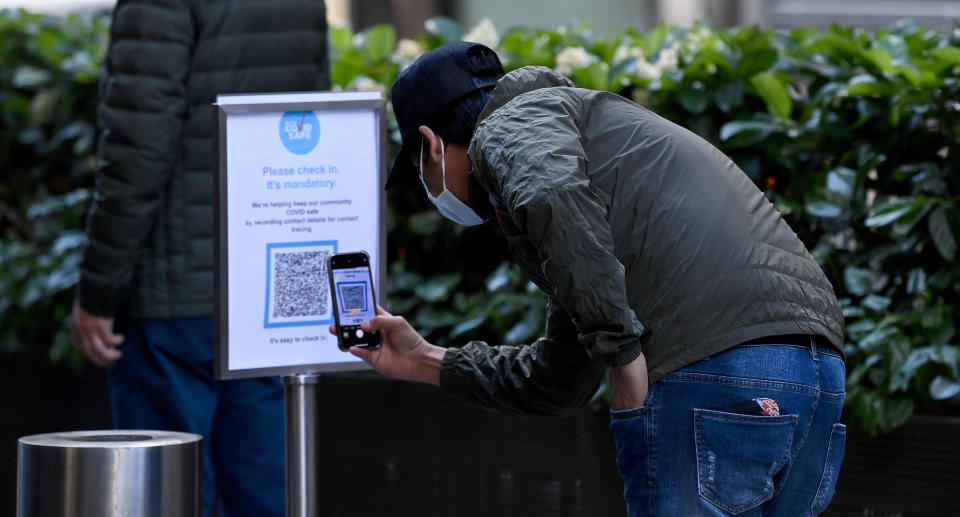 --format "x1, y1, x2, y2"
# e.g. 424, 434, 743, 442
476, 66, 575, 125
